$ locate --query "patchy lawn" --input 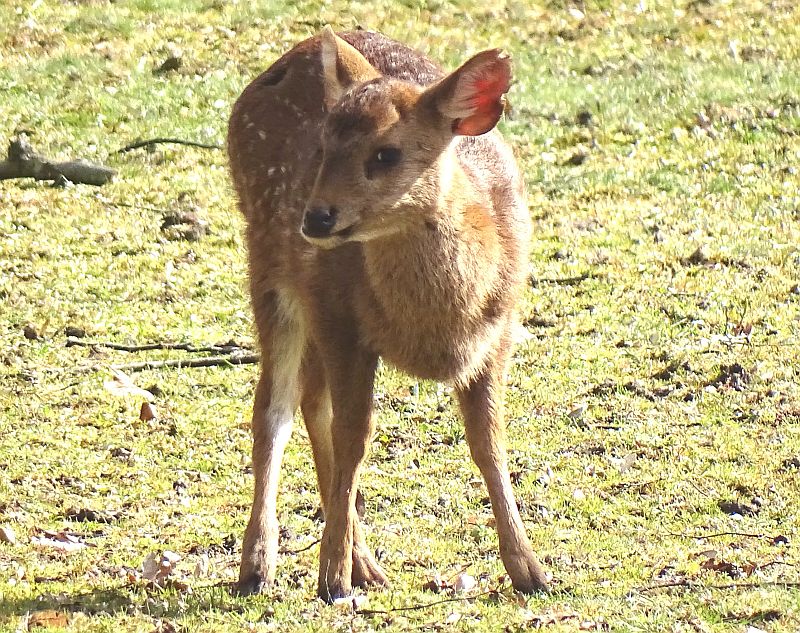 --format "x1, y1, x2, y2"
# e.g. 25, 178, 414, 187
1, 0, 799, 631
